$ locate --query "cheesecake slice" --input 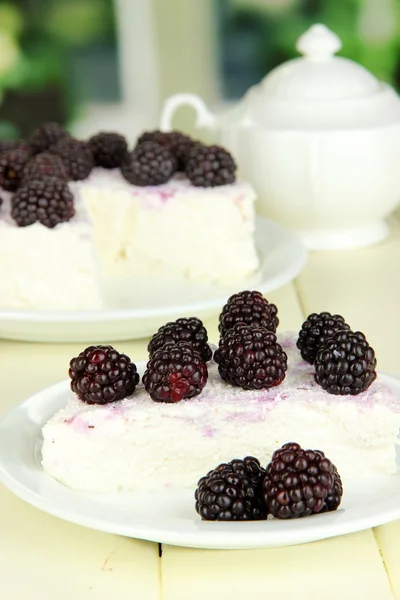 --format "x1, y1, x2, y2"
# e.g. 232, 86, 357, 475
41, 333, 400, 493
1, 169, 259, 310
